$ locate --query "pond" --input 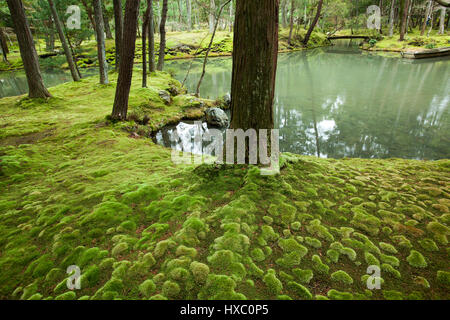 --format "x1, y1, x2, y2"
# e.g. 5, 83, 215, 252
162, 41, 450, 160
